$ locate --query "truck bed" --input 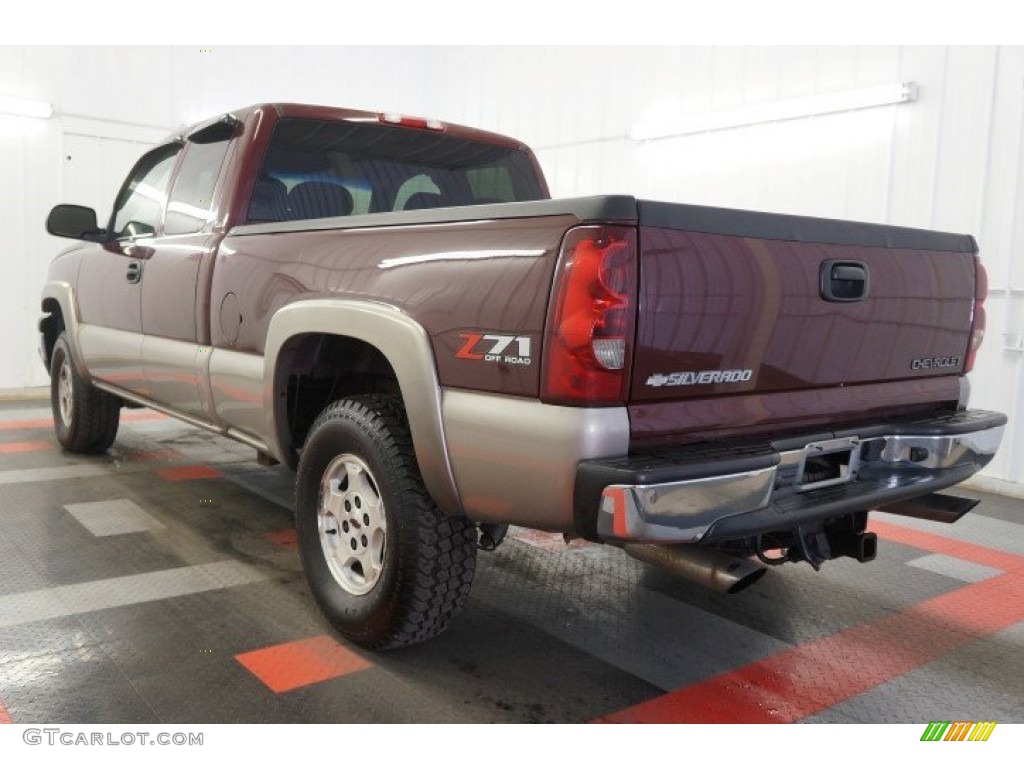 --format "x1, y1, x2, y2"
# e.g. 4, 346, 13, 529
230, 195, 977, 450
